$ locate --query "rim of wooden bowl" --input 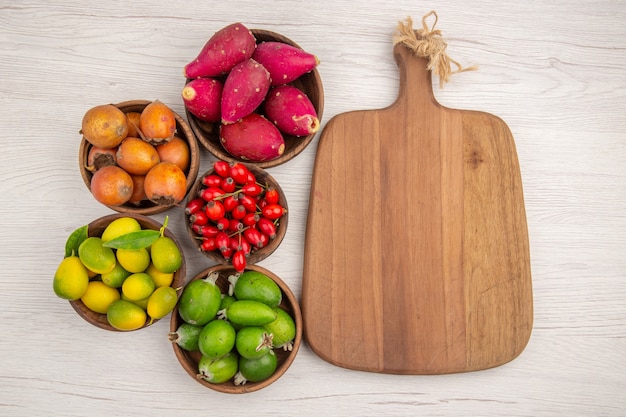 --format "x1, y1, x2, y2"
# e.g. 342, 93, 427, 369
79, 99, 200, 215
185, 163, 288, 265
169, 264, 302, 393
69, 213, 186, 331
185, 29, 325, 169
